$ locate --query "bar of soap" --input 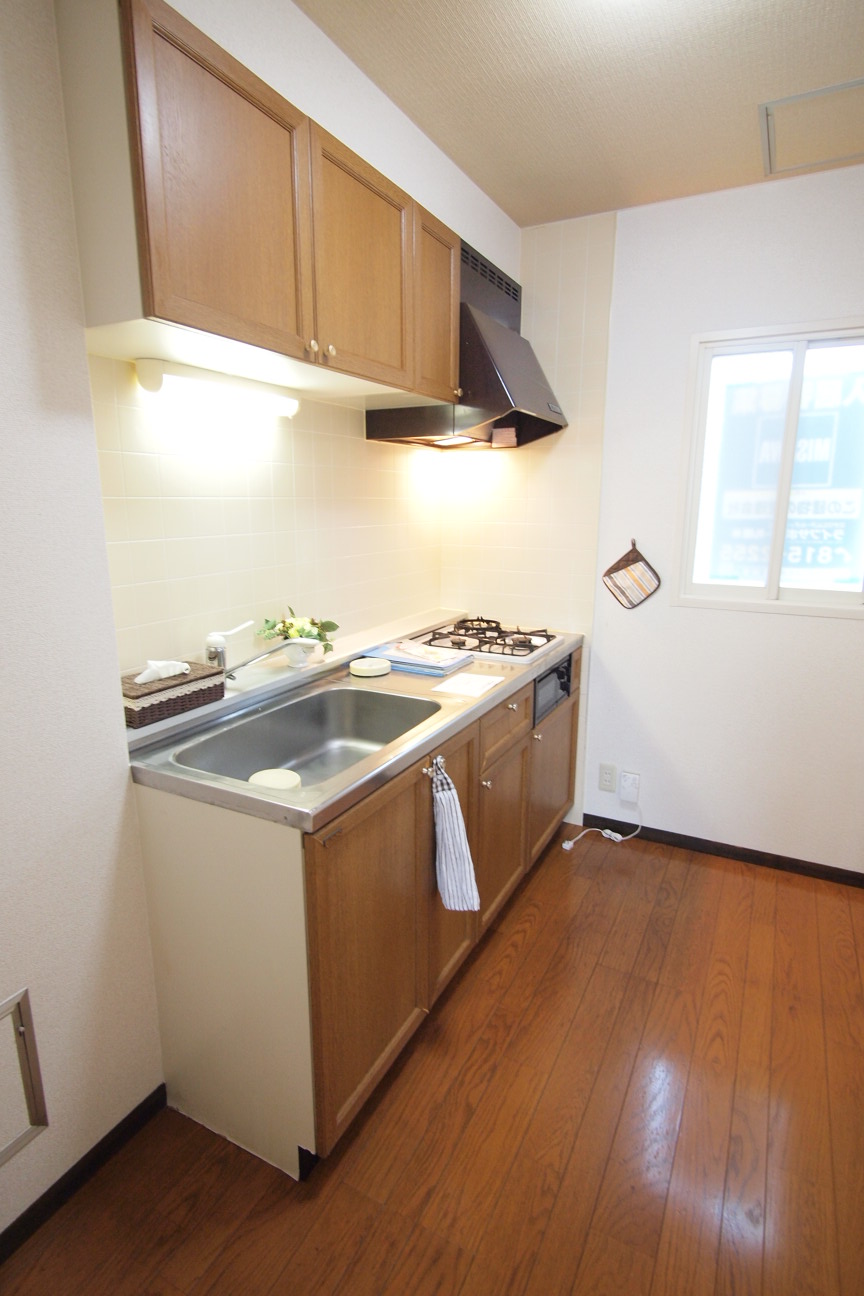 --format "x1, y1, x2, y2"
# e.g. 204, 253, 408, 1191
248, 768, 301, 790
349, 657, 391, 677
